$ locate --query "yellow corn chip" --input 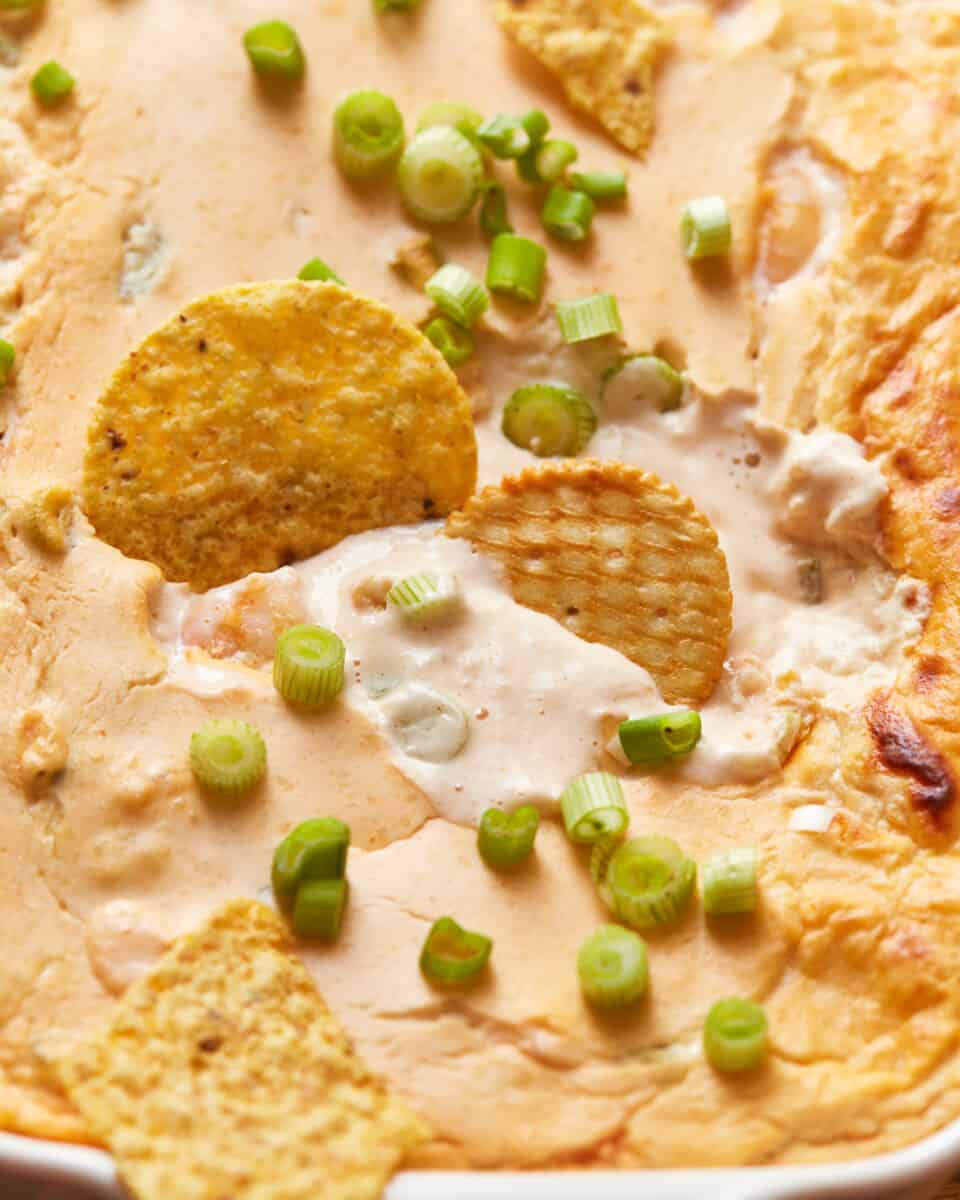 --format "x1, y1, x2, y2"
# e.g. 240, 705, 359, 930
496, 0, 665, 156
55, 899, 430, 1200
446, 459, 732, 705
82, 281, 477, 592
